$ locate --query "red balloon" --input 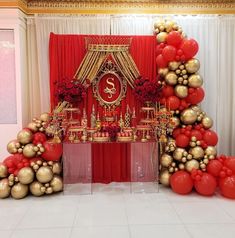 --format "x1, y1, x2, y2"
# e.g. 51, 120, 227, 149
167, 31, 183, 47
203, 130, 218, 146
194, 173, 217, 196
41, 141, 63, 162
162, 45, 176, 62
170, 171, 194, 194
186, 87, 205, 105
33, 132, 47, 145
224, 157, 235, 174
173, 128, 181, 139
180, 39, 199, 59
166, 96, 180, 110
207, 159, 223, 177
156, 54, 168, 68
219, 175, 235, 199
190, 129, 203, 140
176, 134, 190, 148
156, 45, 163, 56
162, 85, 174, 97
